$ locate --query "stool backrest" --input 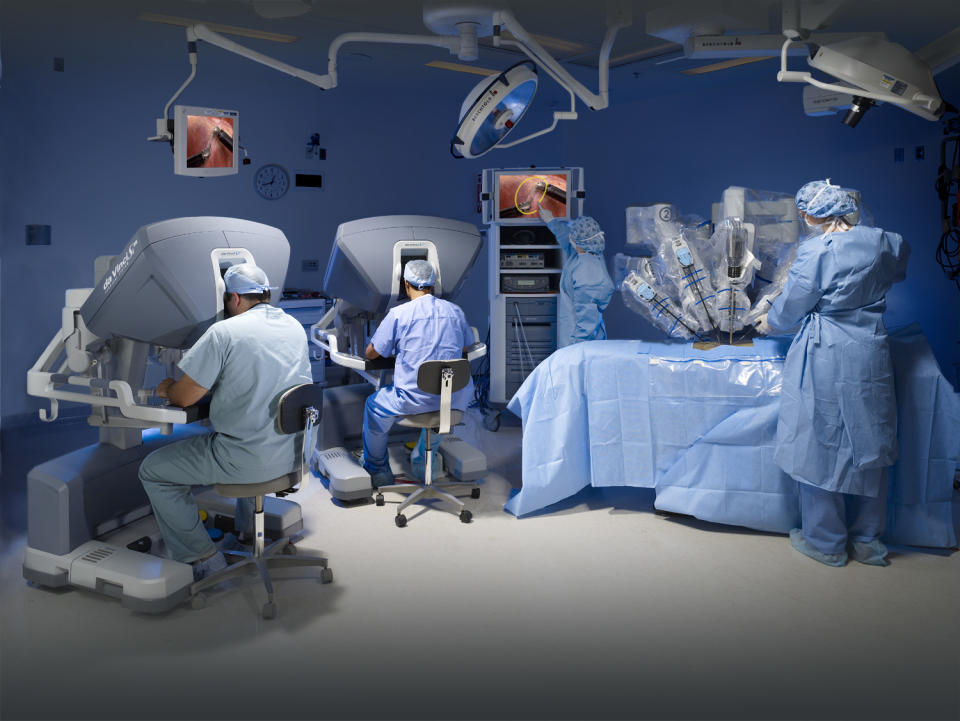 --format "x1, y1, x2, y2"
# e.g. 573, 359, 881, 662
416, 359, 470, 395
276, 383, 324, 434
